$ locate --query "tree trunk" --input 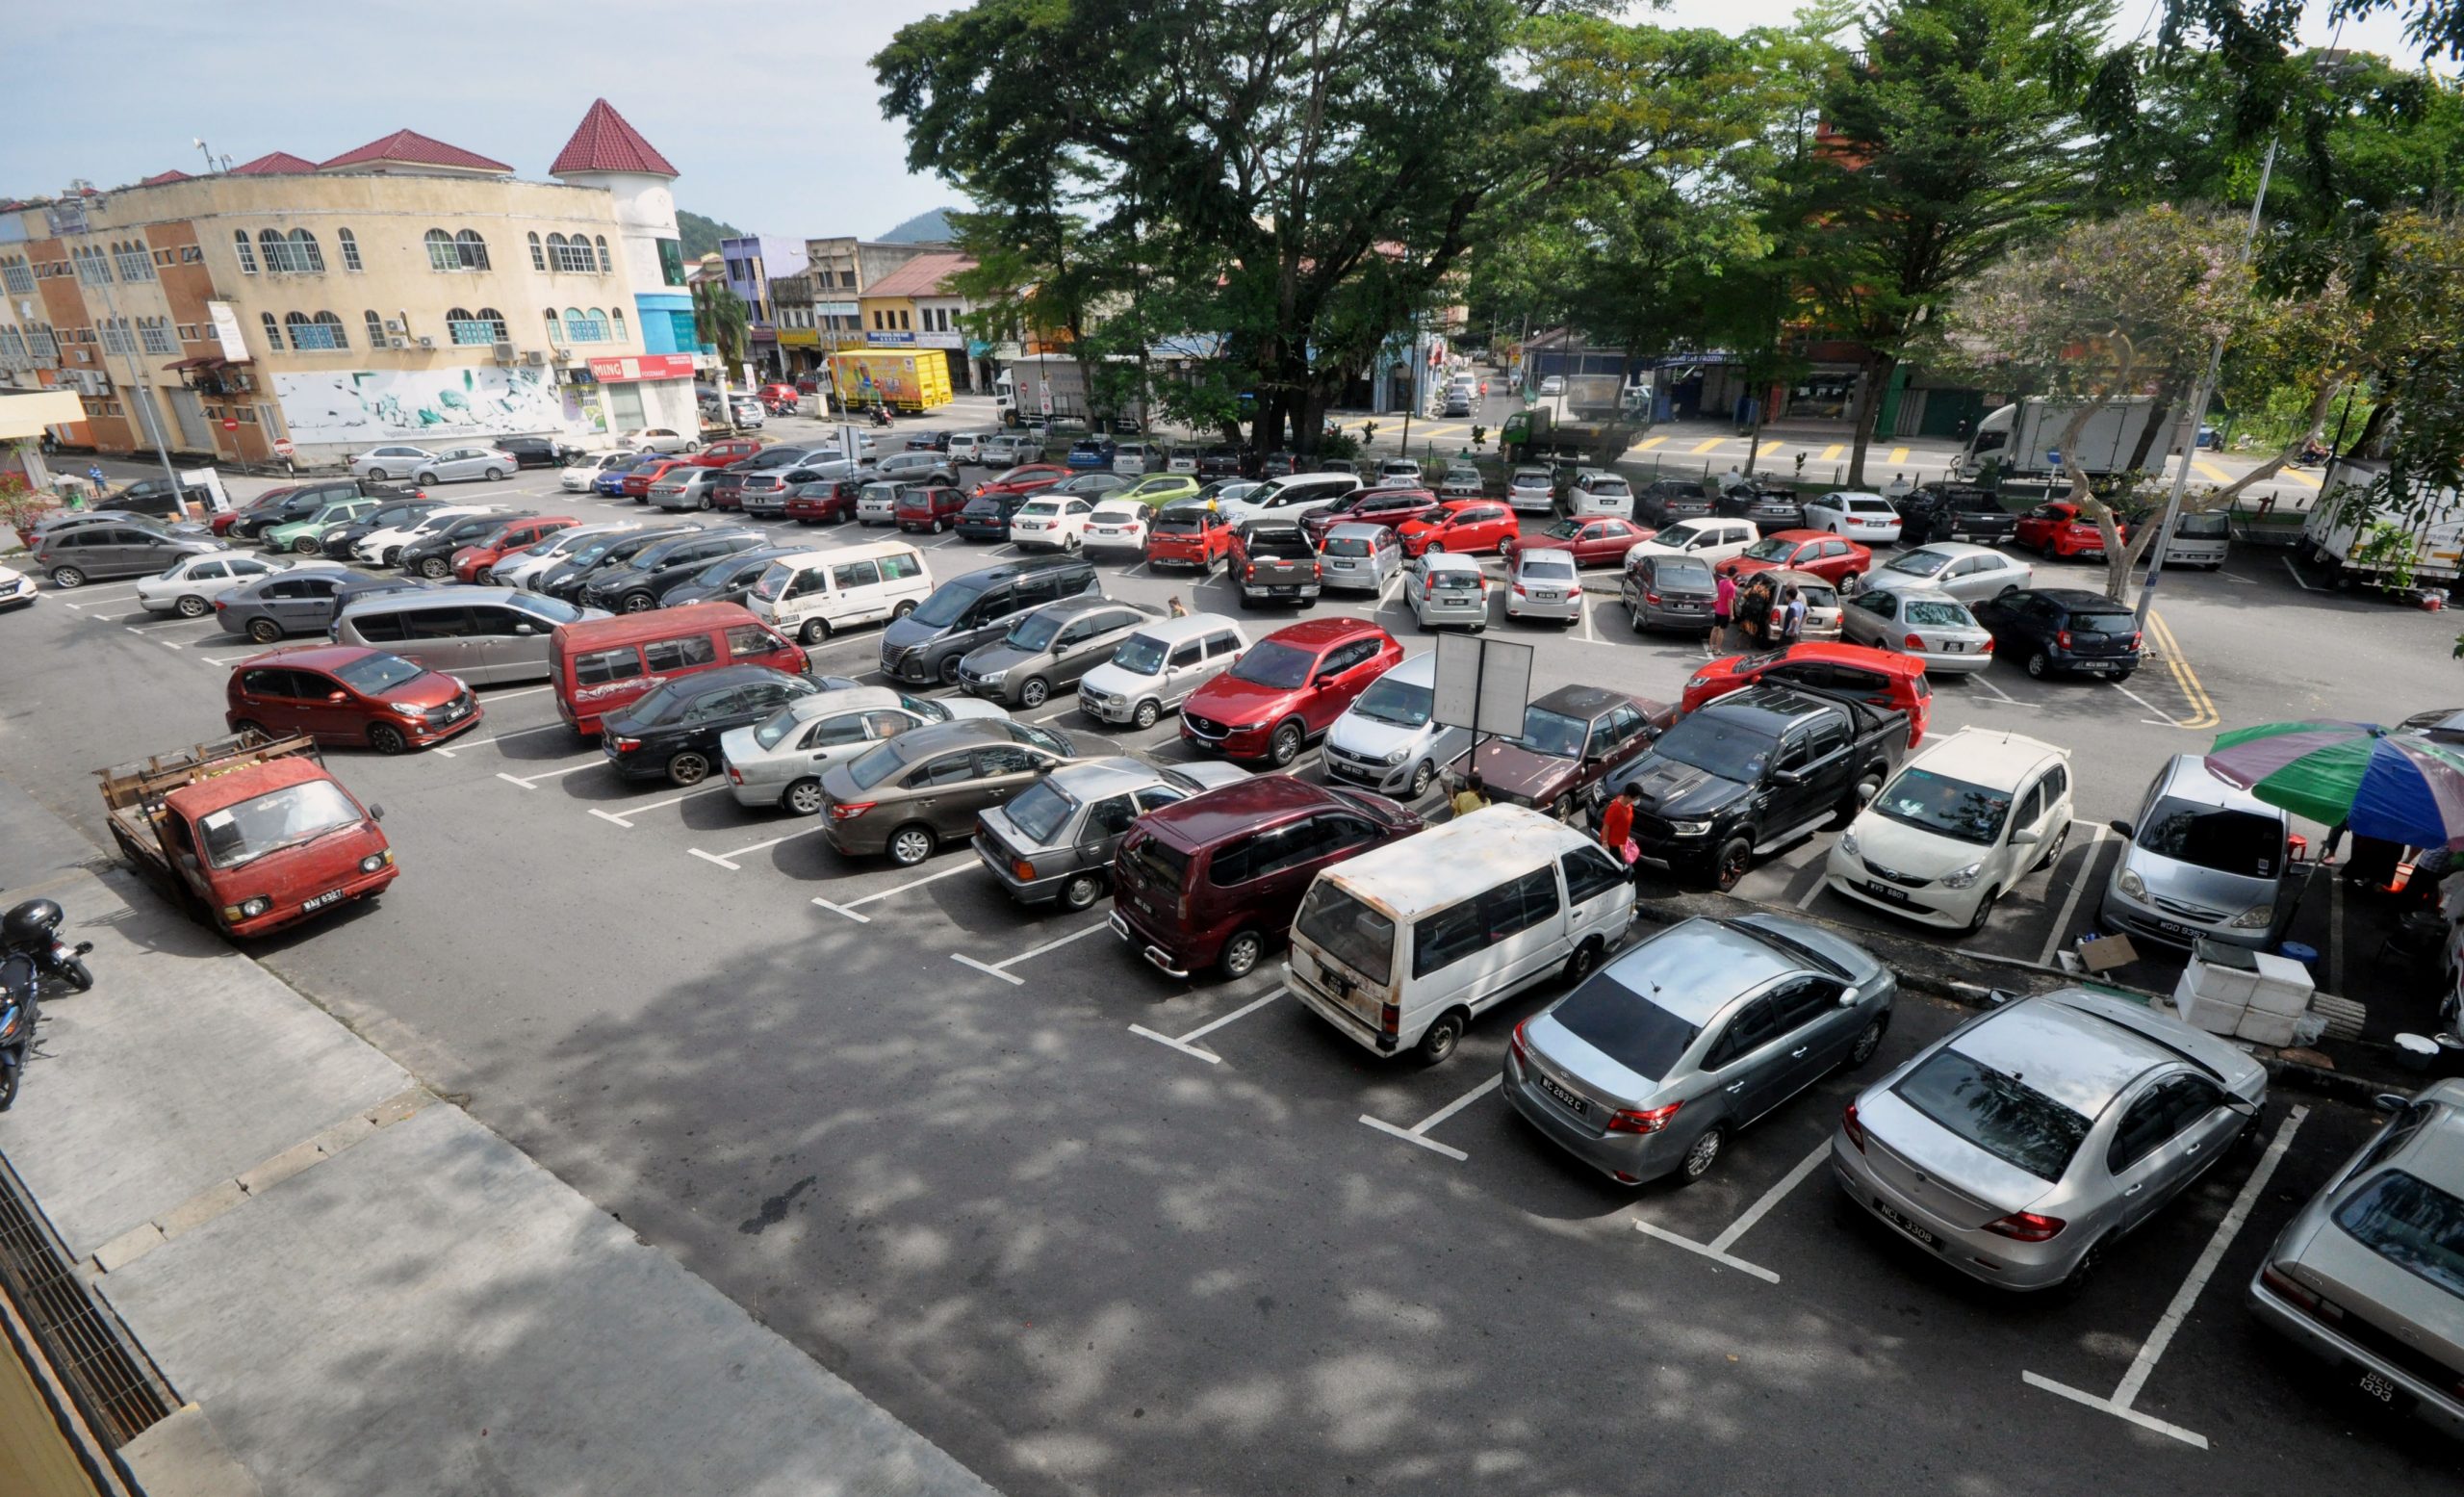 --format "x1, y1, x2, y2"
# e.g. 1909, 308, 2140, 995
1844, 349, 1899, 490
2122, 395, 2173, 475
